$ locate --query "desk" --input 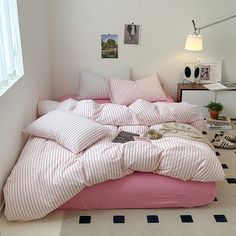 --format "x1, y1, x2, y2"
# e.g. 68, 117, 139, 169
177, 83, 236, 119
